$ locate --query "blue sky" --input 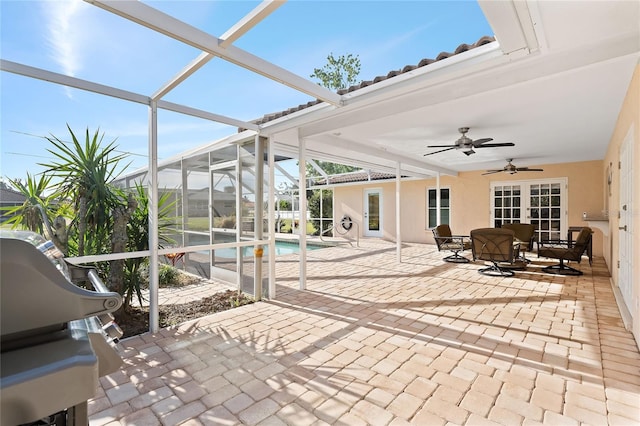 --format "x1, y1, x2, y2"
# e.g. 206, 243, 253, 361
0, 0, 492, 184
